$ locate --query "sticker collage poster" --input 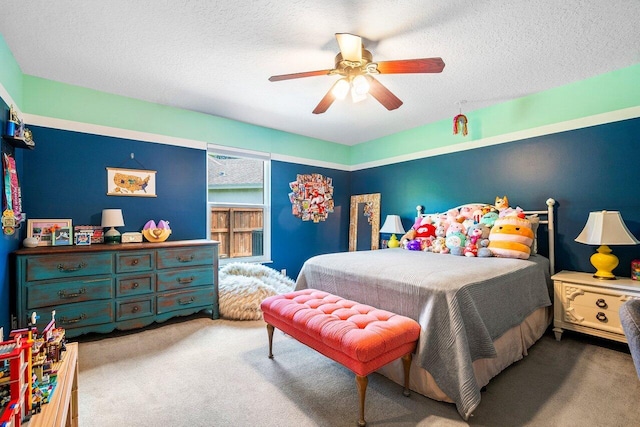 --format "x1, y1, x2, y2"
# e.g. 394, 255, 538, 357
289, 174, 334, 223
